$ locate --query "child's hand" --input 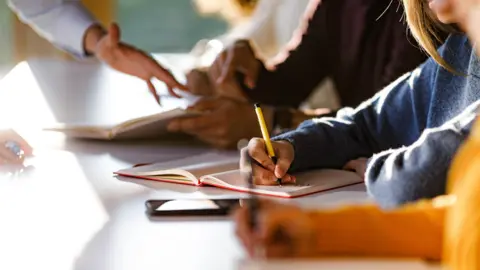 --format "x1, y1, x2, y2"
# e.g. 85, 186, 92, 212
240, 138, 296, 185
233, 199, 318, 258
